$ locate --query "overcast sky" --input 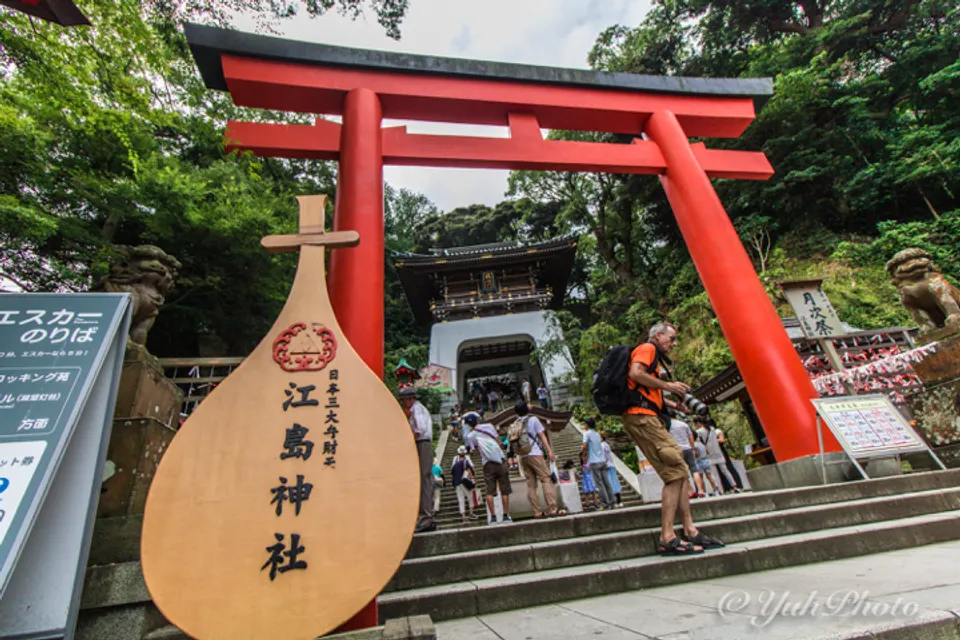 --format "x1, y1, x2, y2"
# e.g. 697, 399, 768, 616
238, 0, 651, 212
